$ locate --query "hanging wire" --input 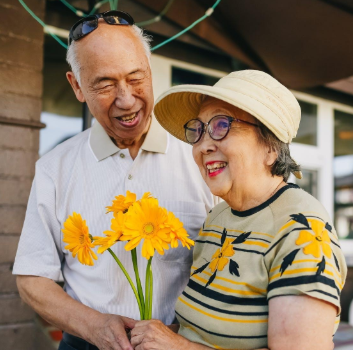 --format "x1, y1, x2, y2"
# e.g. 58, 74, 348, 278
60, 0, 86, 17
136, 0, 175, 27
151, 0, 222, 51
19, 0, 68, 49
88, 0, 110, 15
19, 0, 221, 52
